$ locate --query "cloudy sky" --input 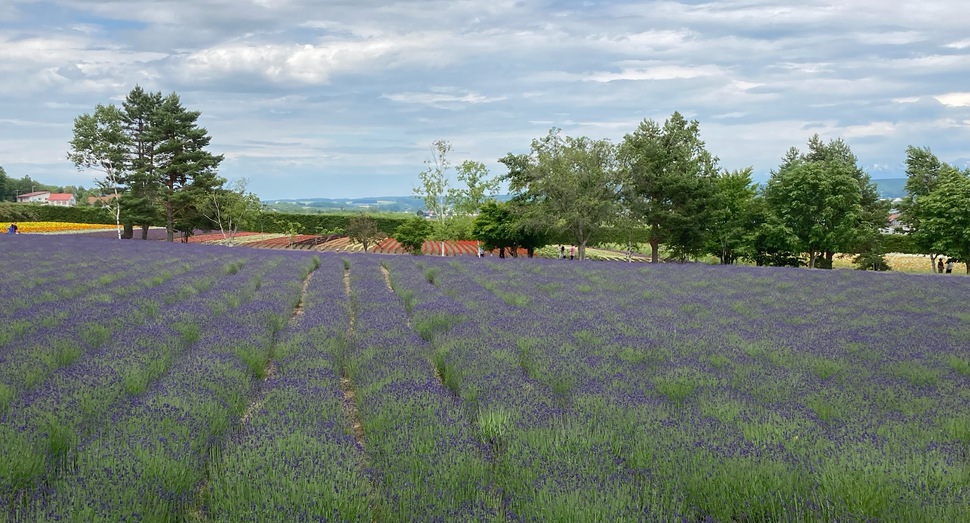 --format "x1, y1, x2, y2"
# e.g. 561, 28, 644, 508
2, 0, 970, 200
